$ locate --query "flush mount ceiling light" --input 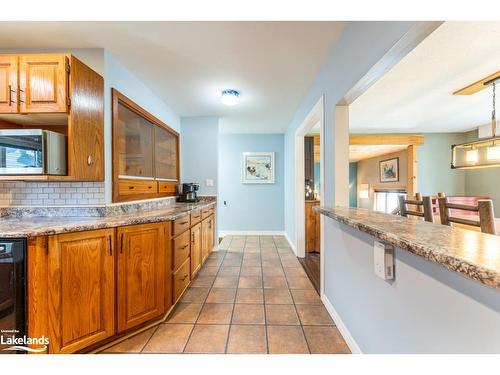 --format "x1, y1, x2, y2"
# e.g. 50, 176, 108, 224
220, 89, 240, 106
451, 76, 500, 169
